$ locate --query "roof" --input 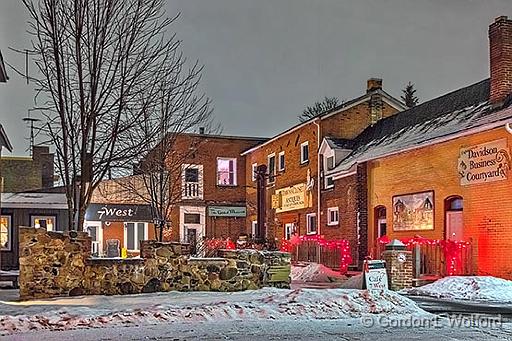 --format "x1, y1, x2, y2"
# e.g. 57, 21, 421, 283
0, 124, 13, 152
332, 78, 512, 173
324, 137, 355, 150
241, 88, 407, 156
1, 192, 68, 210
184, 132, 268, 142
0, 50, 7, 83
